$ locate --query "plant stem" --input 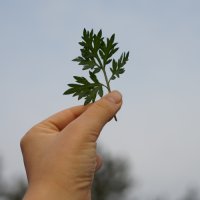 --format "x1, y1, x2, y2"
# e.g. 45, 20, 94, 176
95, 53, 117, 121
102, 67, 118, 121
